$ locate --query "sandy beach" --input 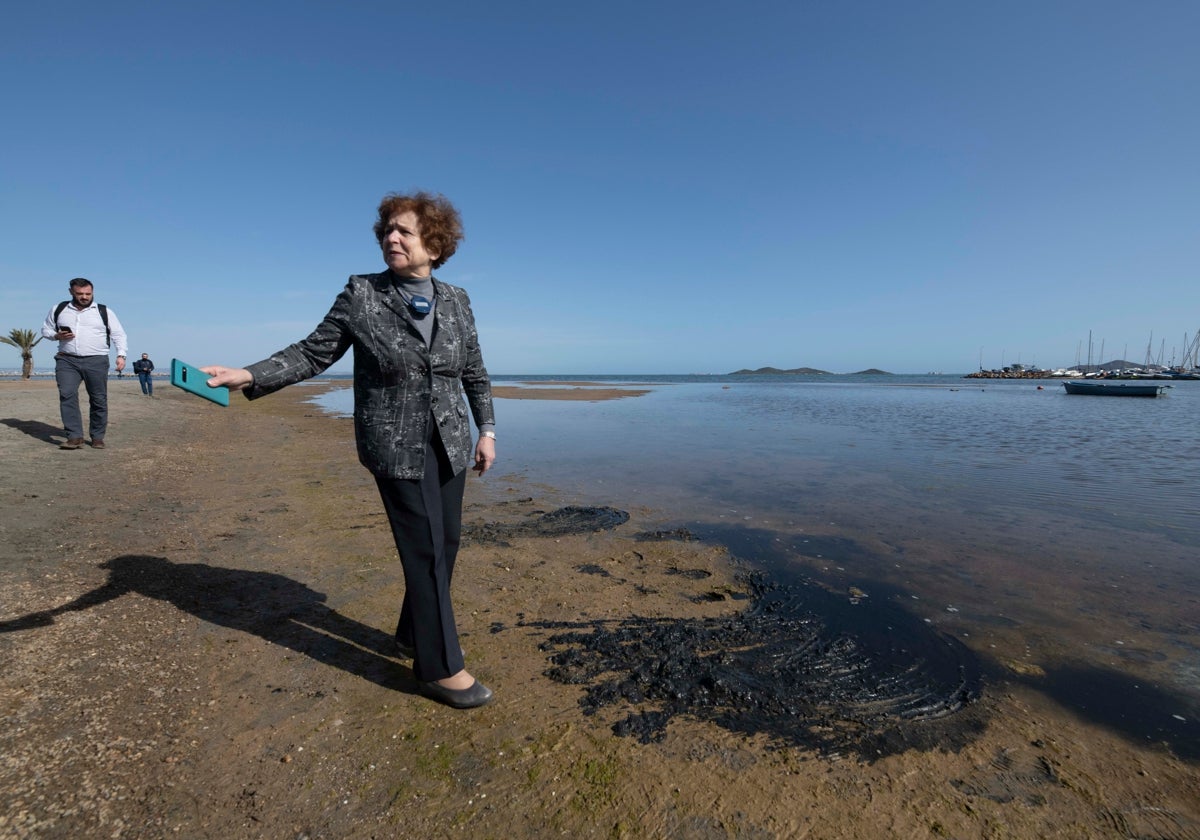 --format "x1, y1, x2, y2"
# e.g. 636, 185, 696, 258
2, 378, 1198, 839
